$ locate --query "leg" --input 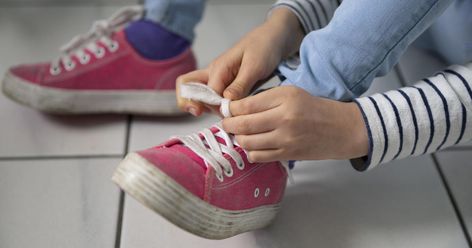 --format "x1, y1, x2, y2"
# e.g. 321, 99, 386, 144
144, 0, 206, 42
